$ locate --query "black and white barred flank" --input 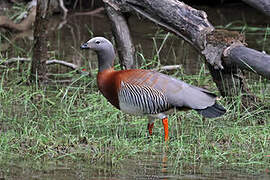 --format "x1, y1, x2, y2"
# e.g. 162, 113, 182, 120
118, 81, 171, 114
